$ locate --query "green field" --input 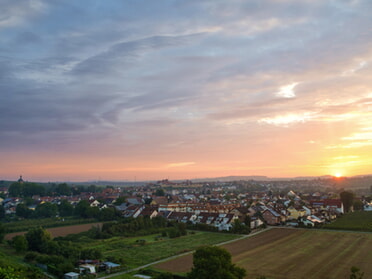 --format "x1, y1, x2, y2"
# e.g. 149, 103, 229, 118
89, 231, 241, 269
323, 211, 372, 232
